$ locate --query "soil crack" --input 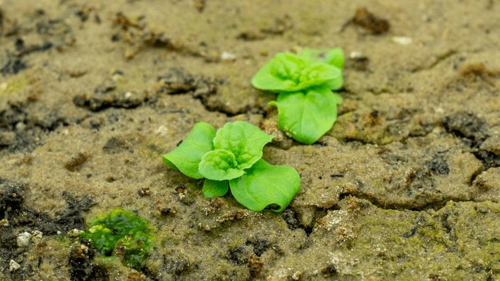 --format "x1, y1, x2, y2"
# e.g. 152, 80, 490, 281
411, 50, 457, 73
338, 192, 478, 212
